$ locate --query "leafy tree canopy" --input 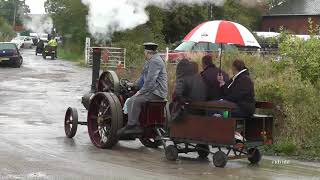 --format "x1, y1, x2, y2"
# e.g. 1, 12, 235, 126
45, 0, 88, 46
0, 0, 30, 26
